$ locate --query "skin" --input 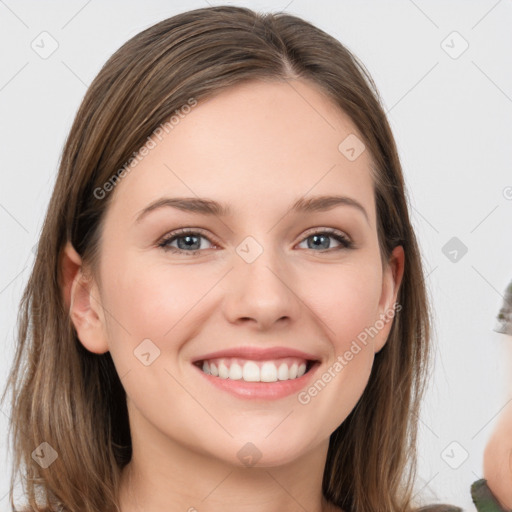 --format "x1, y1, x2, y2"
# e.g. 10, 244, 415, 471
483, 340, 512, 509
63, 78, 404, 512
